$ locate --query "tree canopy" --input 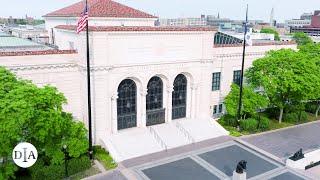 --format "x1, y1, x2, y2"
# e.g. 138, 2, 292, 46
245, 49, 320, 123
224, 84, 269, 120
292, 32, 313, 47
0, 67, 88, 179
260, 28, 280, 41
